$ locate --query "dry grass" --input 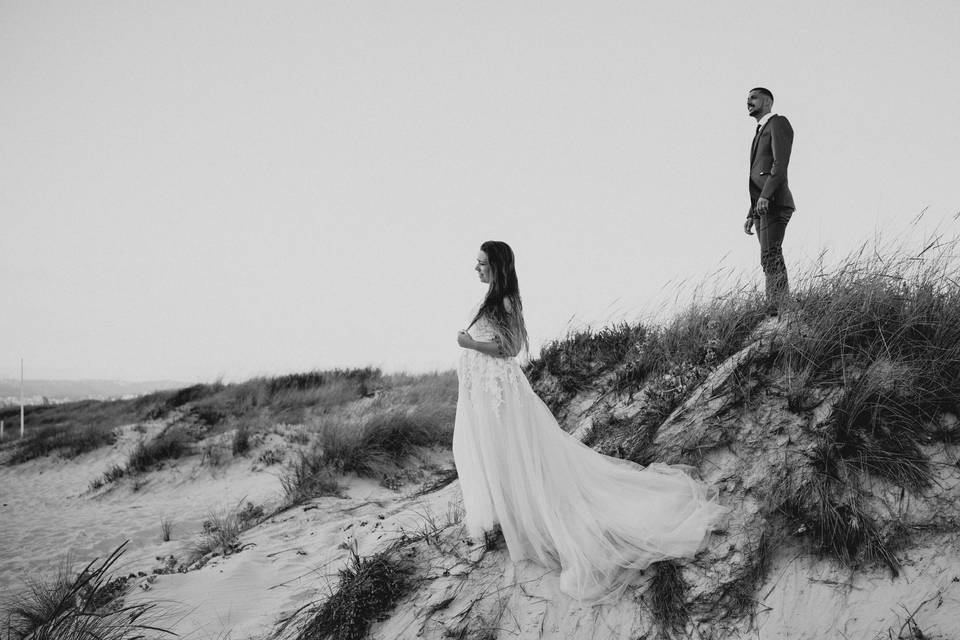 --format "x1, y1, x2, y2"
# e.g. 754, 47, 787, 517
527, 229, 960, 578
160, 517, 174, 542
648, 560, 689, 634
526, 323, 647, 411
781, 441, 901, 575
285, 543, 414, 640
186, 501, 264, 565
280, 448, 346, 504
4, 368, 384, 465
280, 401, 455, 507
0, 542, 172, 640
